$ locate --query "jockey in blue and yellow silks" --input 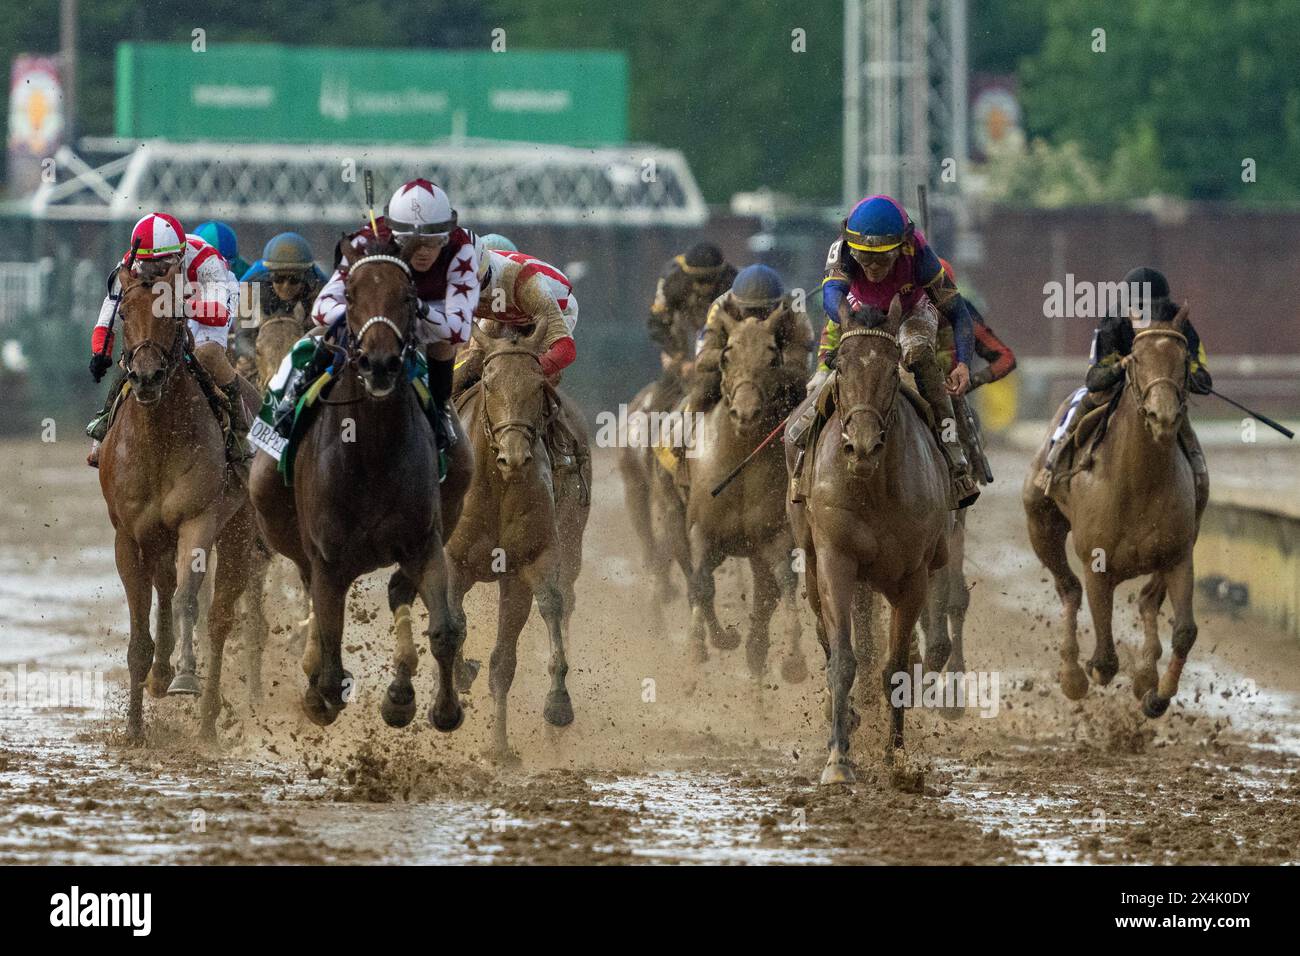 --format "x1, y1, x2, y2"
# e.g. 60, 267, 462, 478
793, 195, 980, 509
